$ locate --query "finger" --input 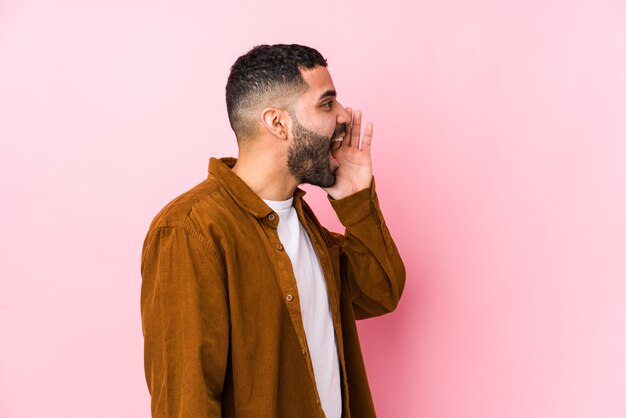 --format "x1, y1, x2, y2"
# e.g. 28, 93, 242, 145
343, 108, 353, 147
349, 110, 362, 148
361, 122, 373, 155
